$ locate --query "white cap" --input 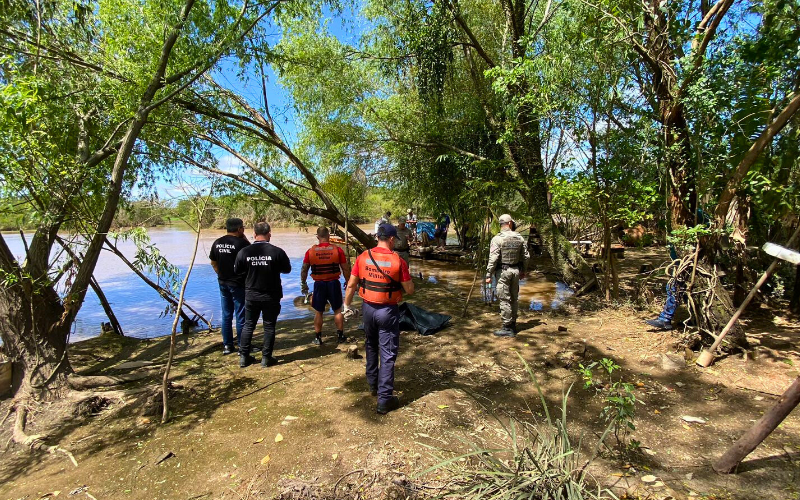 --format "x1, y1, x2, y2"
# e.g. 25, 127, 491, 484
499, 214, 514, 224
407, 208, 412, 214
